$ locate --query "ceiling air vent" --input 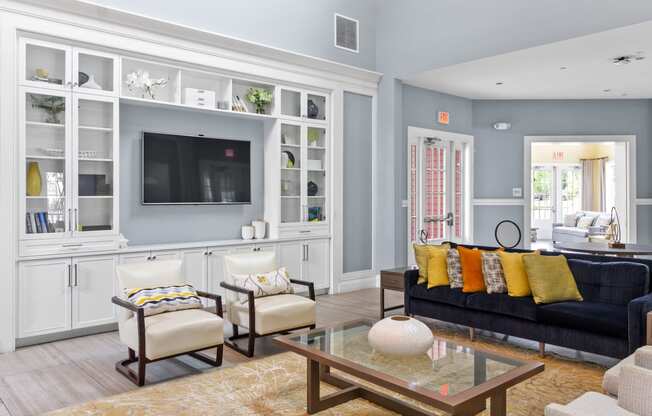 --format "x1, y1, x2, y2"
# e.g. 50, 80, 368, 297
335, 14, 359, 53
